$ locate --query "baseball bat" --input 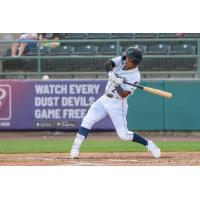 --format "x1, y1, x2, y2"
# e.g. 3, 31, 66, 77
123, 81, 172, 99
